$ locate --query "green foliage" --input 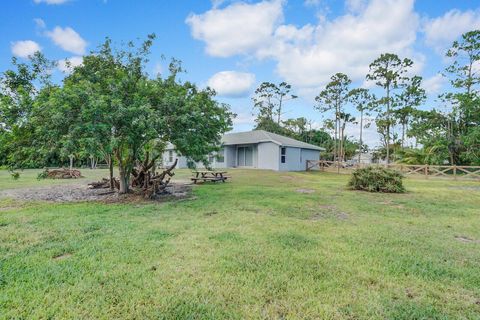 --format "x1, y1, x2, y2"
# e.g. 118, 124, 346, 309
252, 81, 297, 125
366, 53, 414, 163
37, 169, 49, 180
1, 35, 234, 193
9, 171, 20, 180
410, 30, 480, 165
348, 166, 405, 193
